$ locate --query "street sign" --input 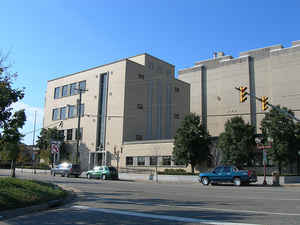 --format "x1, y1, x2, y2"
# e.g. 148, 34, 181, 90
51, 143, 59, 154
